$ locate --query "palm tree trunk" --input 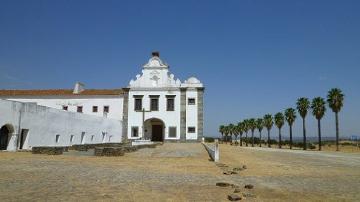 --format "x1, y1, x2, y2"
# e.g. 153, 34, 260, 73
240, 134, 243, 146
336, 112, 339, 151
289, 125, 293, 149
251, 130, 254, 147
245, 132, 248, 147
278, 128, 282, 149
267, 129, 271, 148
259, 131, 262, 147
318, 119, 322, 151
302, 117, 307, 150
